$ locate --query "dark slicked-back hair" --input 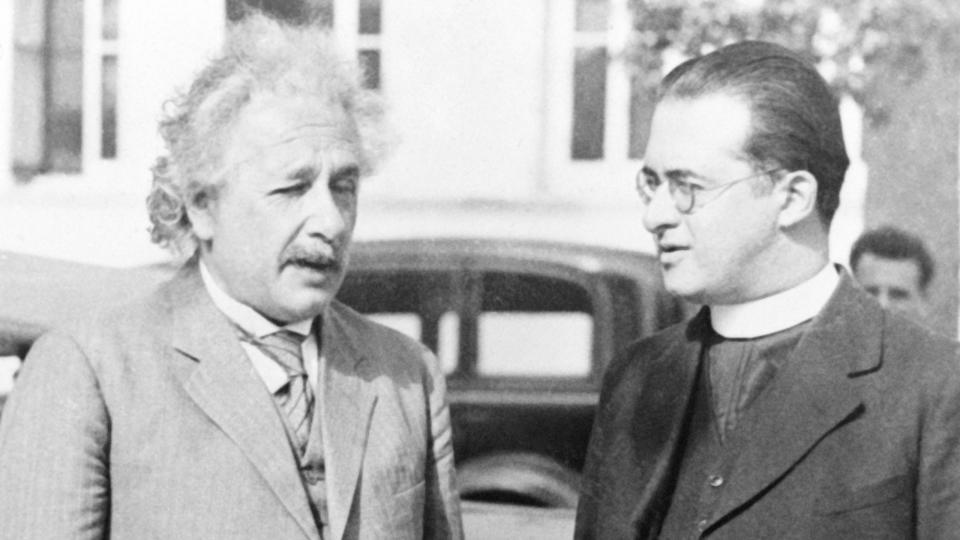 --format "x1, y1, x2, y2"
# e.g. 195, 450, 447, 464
850, 226, 935, 291
660, 41, 849, 225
